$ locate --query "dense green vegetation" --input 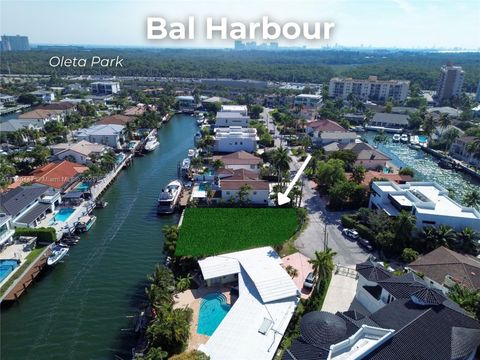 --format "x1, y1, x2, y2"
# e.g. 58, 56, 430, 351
14, 227, 56, 243
175, 208, 300, 256
2, 49, 480, 90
